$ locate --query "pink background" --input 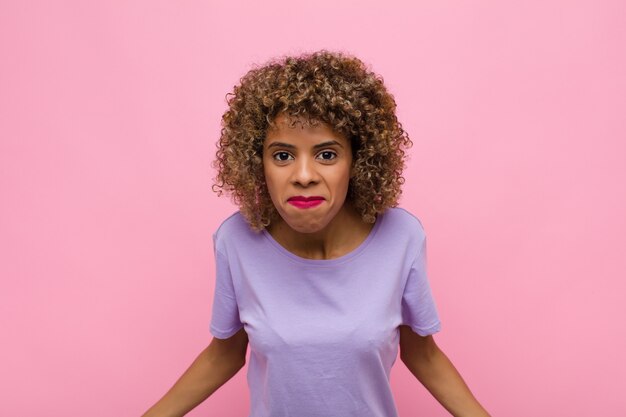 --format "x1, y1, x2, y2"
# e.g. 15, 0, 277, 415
1, 1, 625, 416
